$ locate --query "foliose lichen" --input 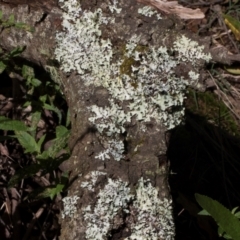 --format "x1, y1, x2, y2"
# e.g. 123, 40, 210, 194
126, 177, 174, 240
138, 5, 162, 19
81, 174, 174, 240
83, 177, 133, 240
61, 195, 80, 219
54, 2, 212, 163
54, 1, 207, 238
81, 171, 107, 191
